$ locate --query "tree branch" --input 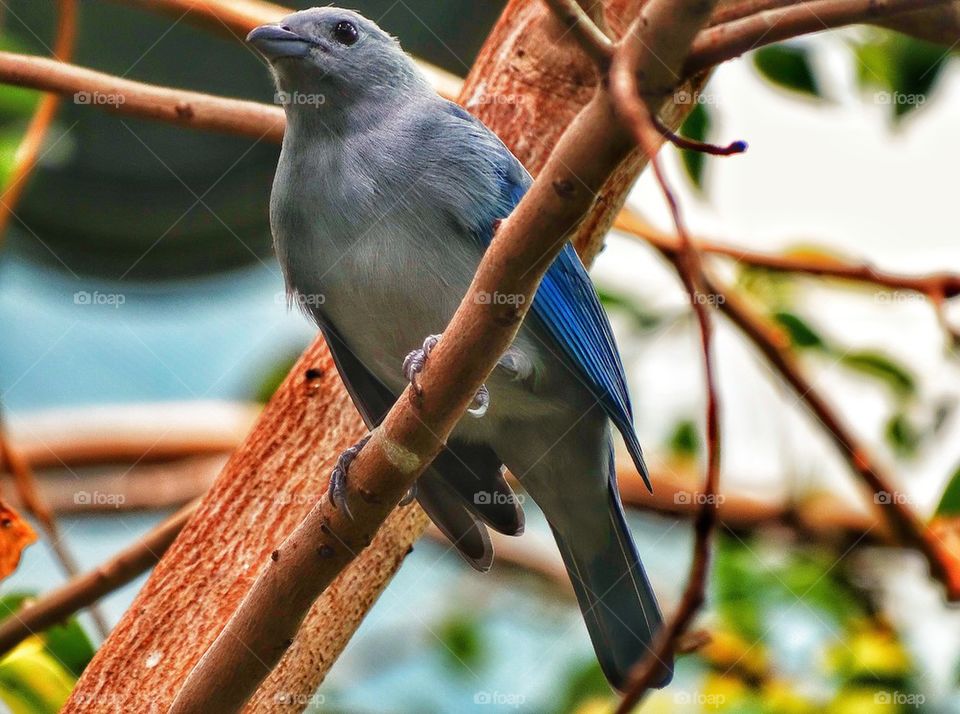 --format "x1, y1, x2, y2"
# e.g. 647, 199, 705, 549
617, 210, 960, 300
0, 502, 196, 655
0, 0, 77, 247
0, 52, 284, 140
685, 0, 954, 76
605, 0, 724, 704
542, 0, 615, 63
702, 276, 960, 598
